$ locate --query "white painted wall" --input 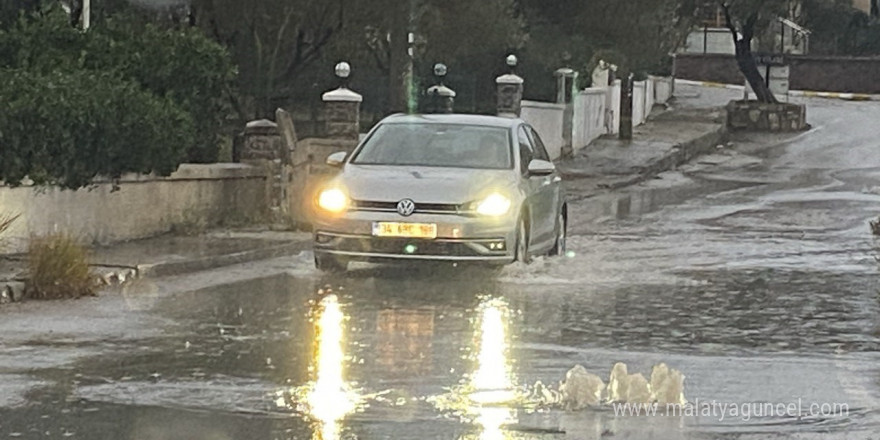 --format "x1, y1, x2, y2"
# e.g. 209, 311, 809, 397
632, 81, 647, 126
519, 76, 671, 158
520, 100, 567, 160
572, 88, 607, 153
608, 80, 622, 135
0, 164, 268, 254
652, 76, 673, 104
